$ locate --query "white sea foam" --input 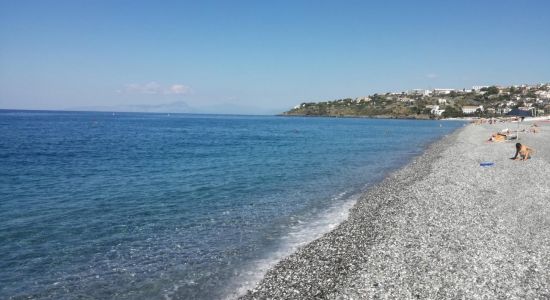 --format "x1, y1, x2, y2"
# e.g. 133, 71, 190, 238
222, 192, 360, 299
